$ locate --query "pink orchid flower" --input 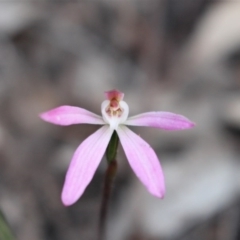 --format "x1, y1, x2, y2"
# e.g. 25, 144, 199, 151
40, 90, 195, 206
